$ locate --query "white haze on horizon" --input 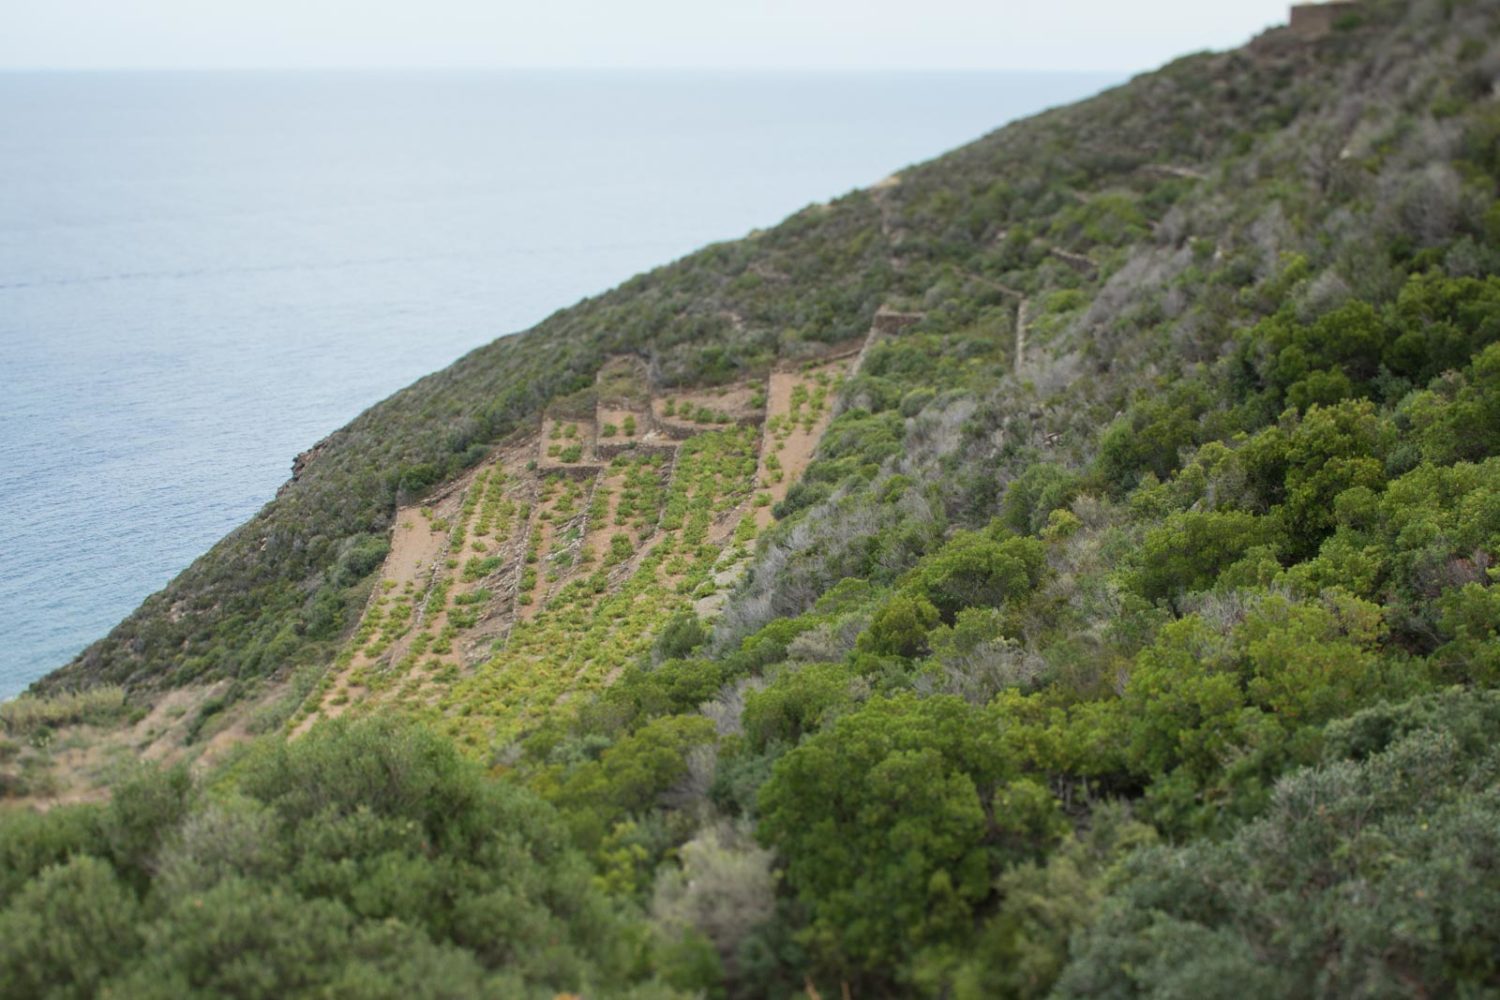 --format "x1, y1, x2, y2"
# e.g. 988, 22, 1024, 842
8, 0, 1294, 74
